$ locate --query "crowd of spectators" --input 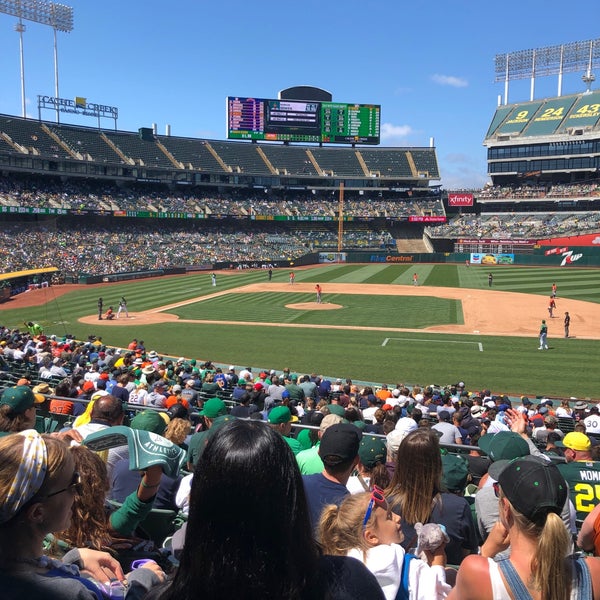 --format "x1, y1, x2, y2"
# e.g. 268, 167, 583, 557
429, 211, 600, 239
0, 173, 444, 217
477, 181, 600, 201
2, 324, 600, 598
0, 220, 401, 275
